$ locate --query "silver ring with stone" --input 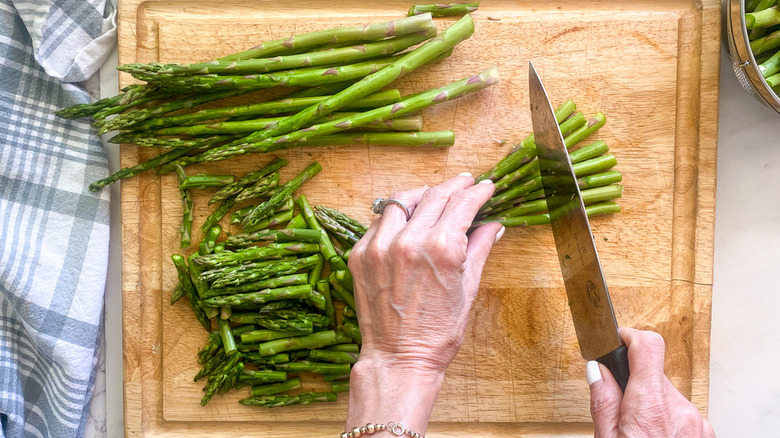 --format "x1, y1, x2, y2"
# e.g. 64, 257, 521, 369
371, 198, 411, 221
